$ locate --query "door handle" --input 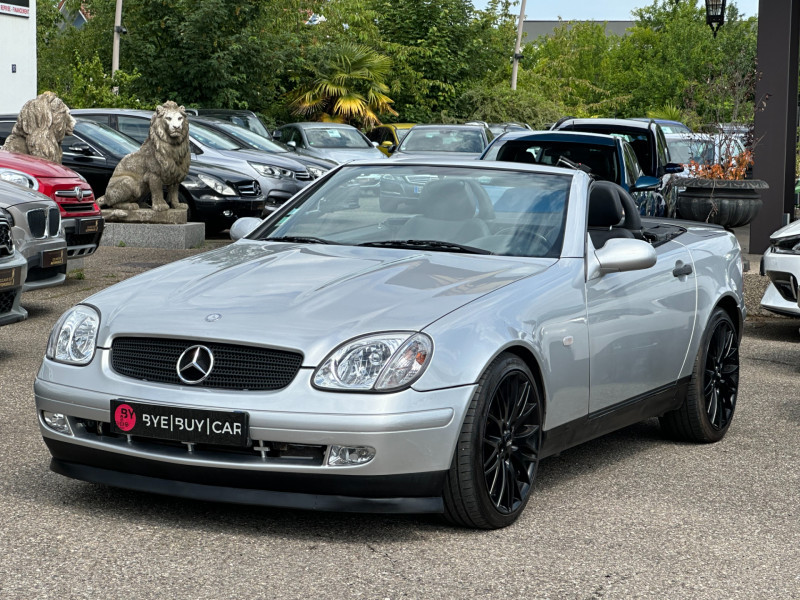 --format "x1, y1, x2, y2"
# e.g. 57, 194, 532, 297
673, 262, 692, 277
